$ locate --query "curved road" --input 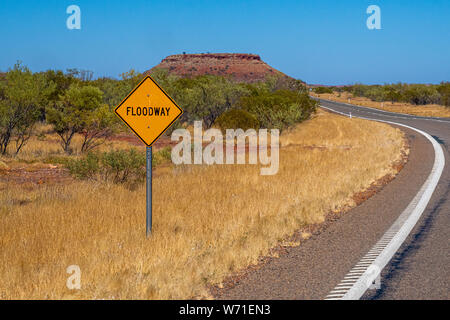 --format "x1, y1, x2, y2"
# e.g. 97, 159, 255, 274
217, 98, 449, 300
